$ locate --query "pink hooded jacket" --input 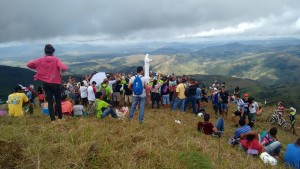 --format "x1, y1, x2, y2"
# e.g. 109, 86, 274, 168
27, 55, 68, 84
